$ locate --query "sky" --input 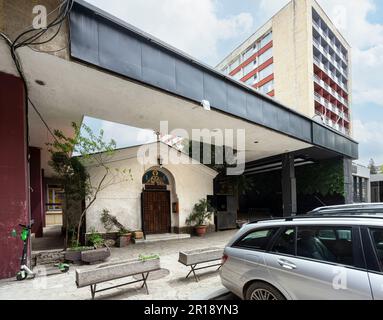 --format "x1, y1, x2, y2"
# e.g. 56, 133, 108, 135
84, 0, 383, 166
